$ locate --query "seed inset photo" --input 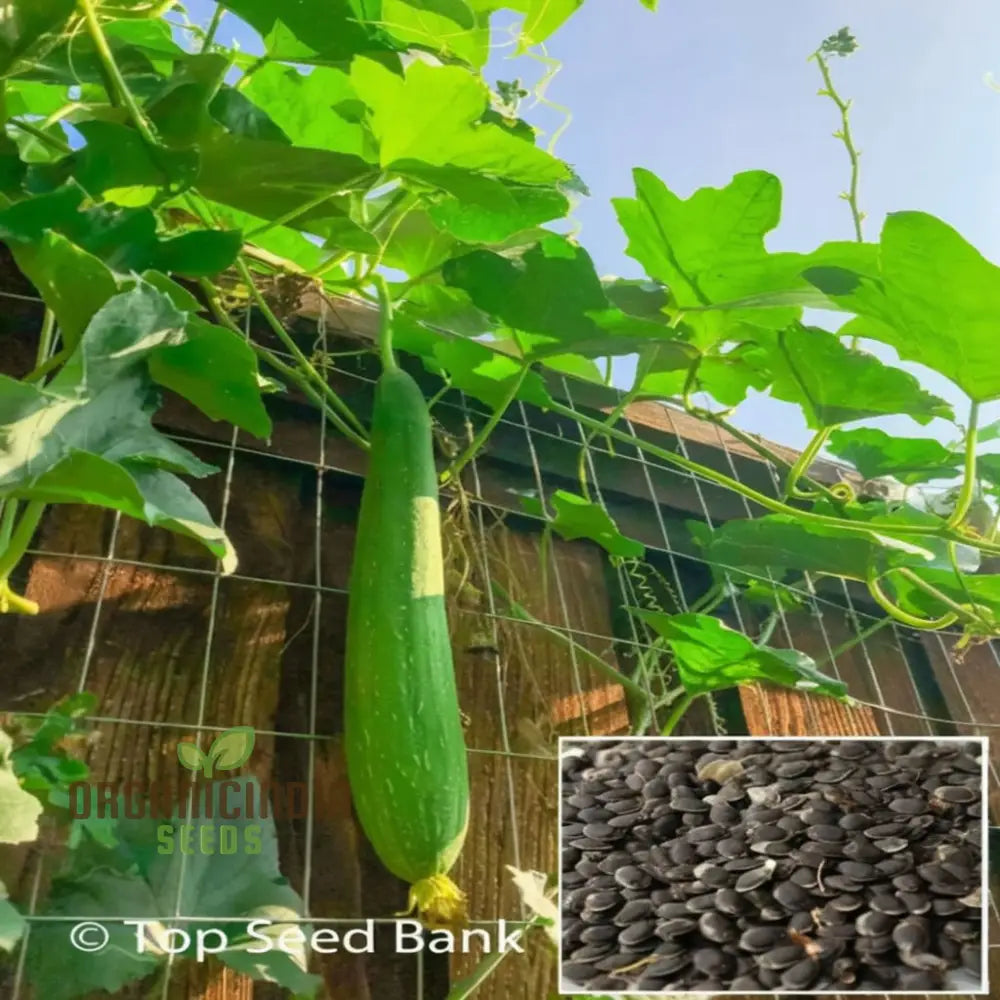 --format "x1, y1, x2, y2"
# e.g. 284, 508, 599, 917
559, 737, 986, 995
